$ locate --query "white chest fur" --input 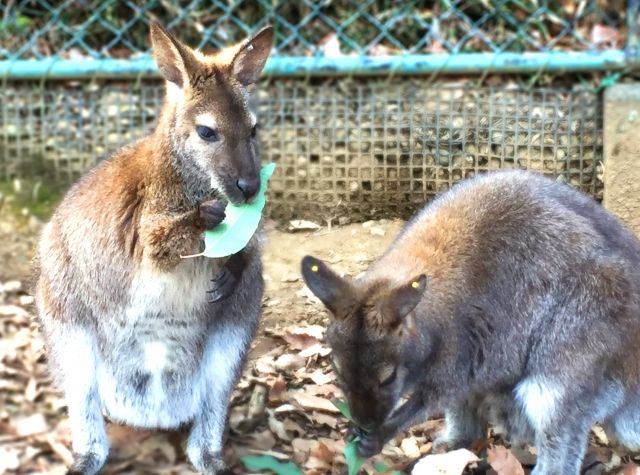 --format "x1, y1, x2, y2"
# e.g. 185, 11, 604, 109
96, 258, 224, 428
127, 258, 217, 315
